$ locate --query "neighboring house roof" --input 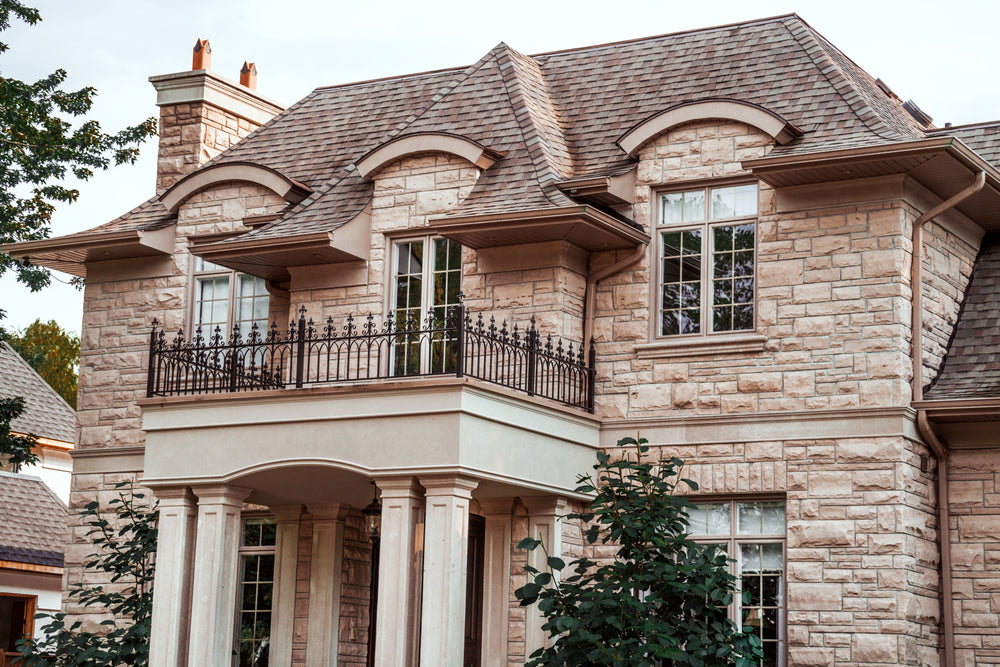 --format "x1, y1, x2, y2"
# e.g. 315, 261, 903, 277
41, 14, 1000, 250
0, 341, 76, 443
0, 471, 67, 567
926, 236, 1000, 400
